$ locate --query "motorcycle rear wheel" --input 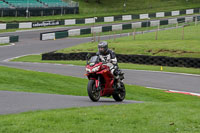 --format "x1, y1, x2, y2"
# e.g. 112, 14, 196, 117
112, 82, 126, 102
87, 80, 100, 102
